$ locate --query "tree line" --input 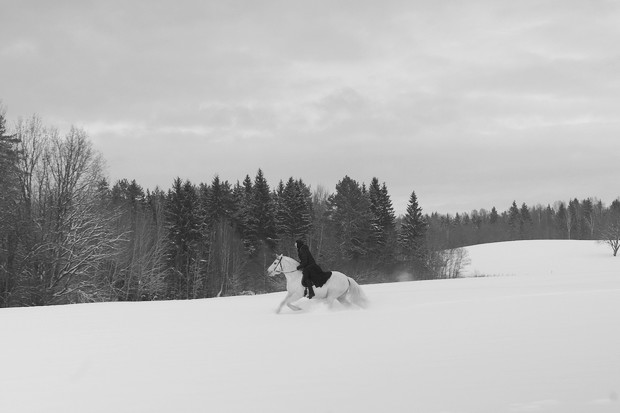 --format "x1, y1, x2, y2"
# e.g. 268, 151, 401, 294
2, 109, 619, 307
426, 198, 620, 255
0, 112, 436, 307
